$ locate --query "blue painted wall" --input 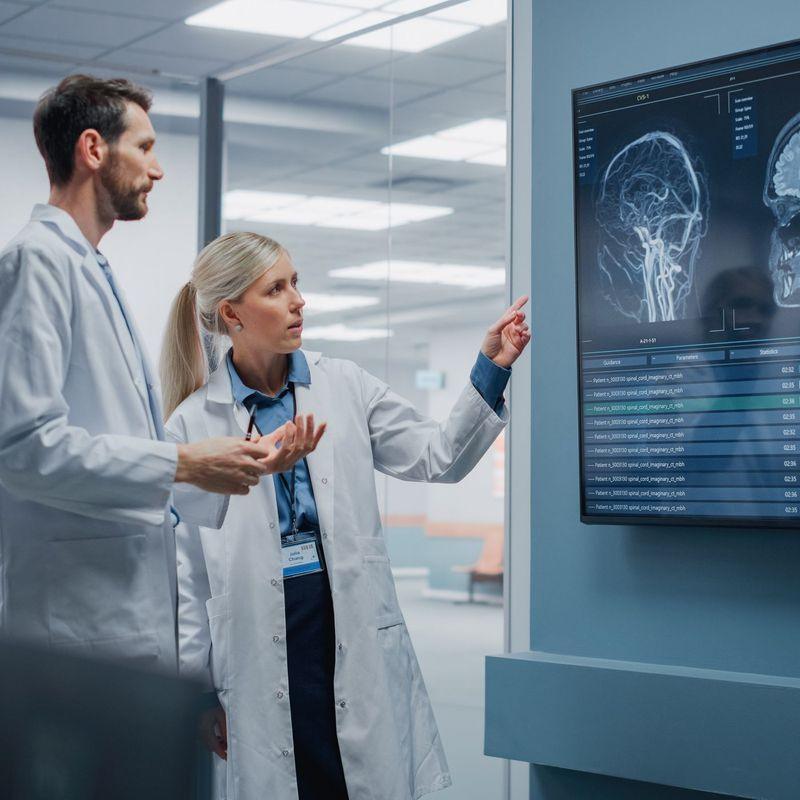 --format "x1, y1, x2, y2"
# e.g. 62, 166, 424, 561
487, 2, 800, 797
